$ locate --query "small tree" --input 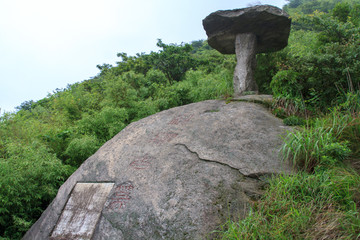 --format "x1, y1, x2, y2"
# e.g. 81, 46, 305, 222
148, 39, 197, 83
